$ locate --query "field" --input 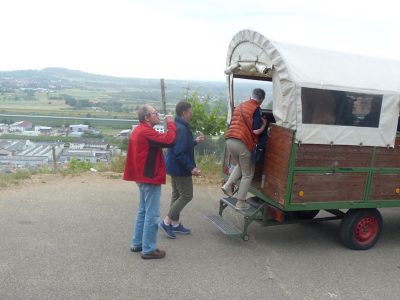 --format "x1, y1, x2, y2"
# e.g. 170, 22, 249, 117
0, 68, 230, 135
1, 88, 154, 133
